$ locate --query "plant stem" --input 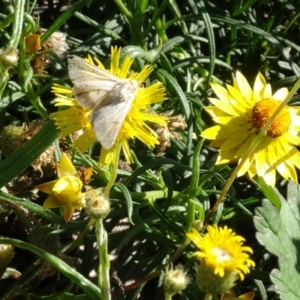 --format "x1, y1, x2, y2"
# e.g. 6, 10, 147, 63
165, 293, 173, 300
96, 218, 110, 300
9, 0, 25, 48
104, 143, 122, 197
63, 218, 95, 254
